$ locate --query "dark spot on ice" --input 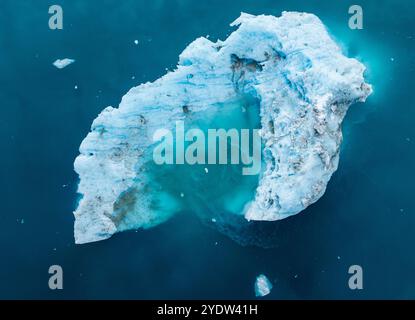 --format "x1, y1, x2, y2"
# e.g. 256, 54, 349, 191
182, 105, 190, 114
